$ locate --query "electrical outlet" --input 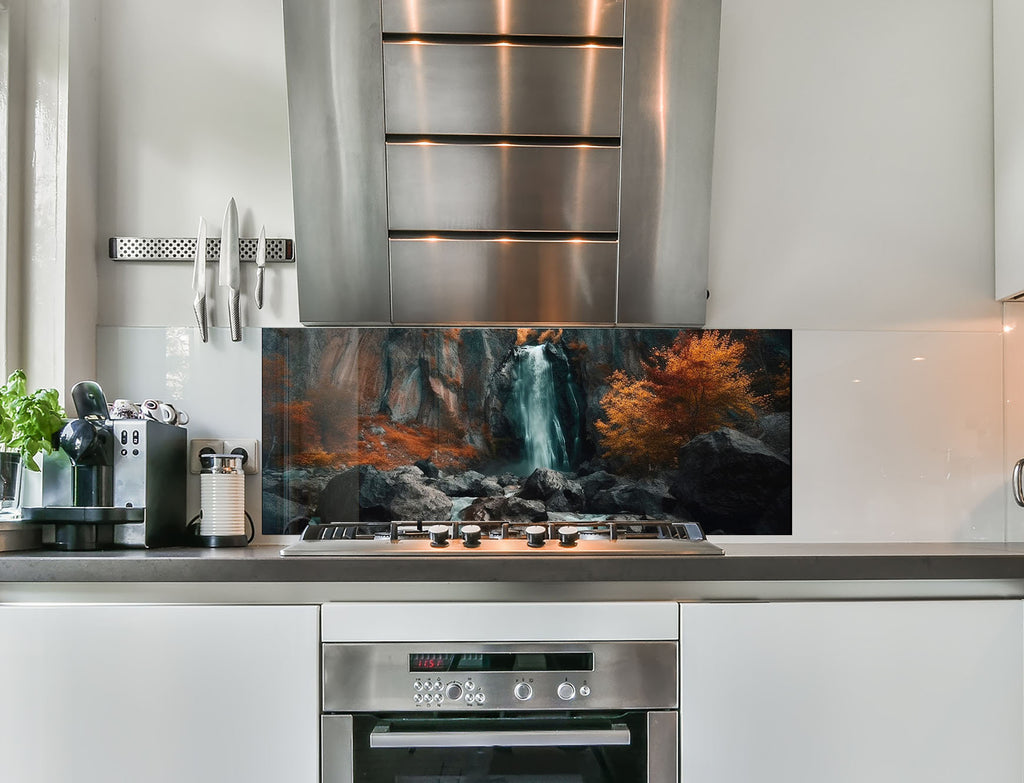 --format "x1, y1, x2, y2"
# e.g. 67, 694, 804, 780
189, 439, 224, 474
223, 438, 260, 475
